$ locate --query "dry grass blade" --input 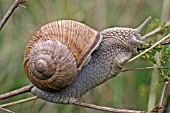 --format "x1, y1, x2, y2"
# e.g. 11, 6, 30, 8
0, 96, 37, 108
0, 107, 15, 113
121, 67, 168, 72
